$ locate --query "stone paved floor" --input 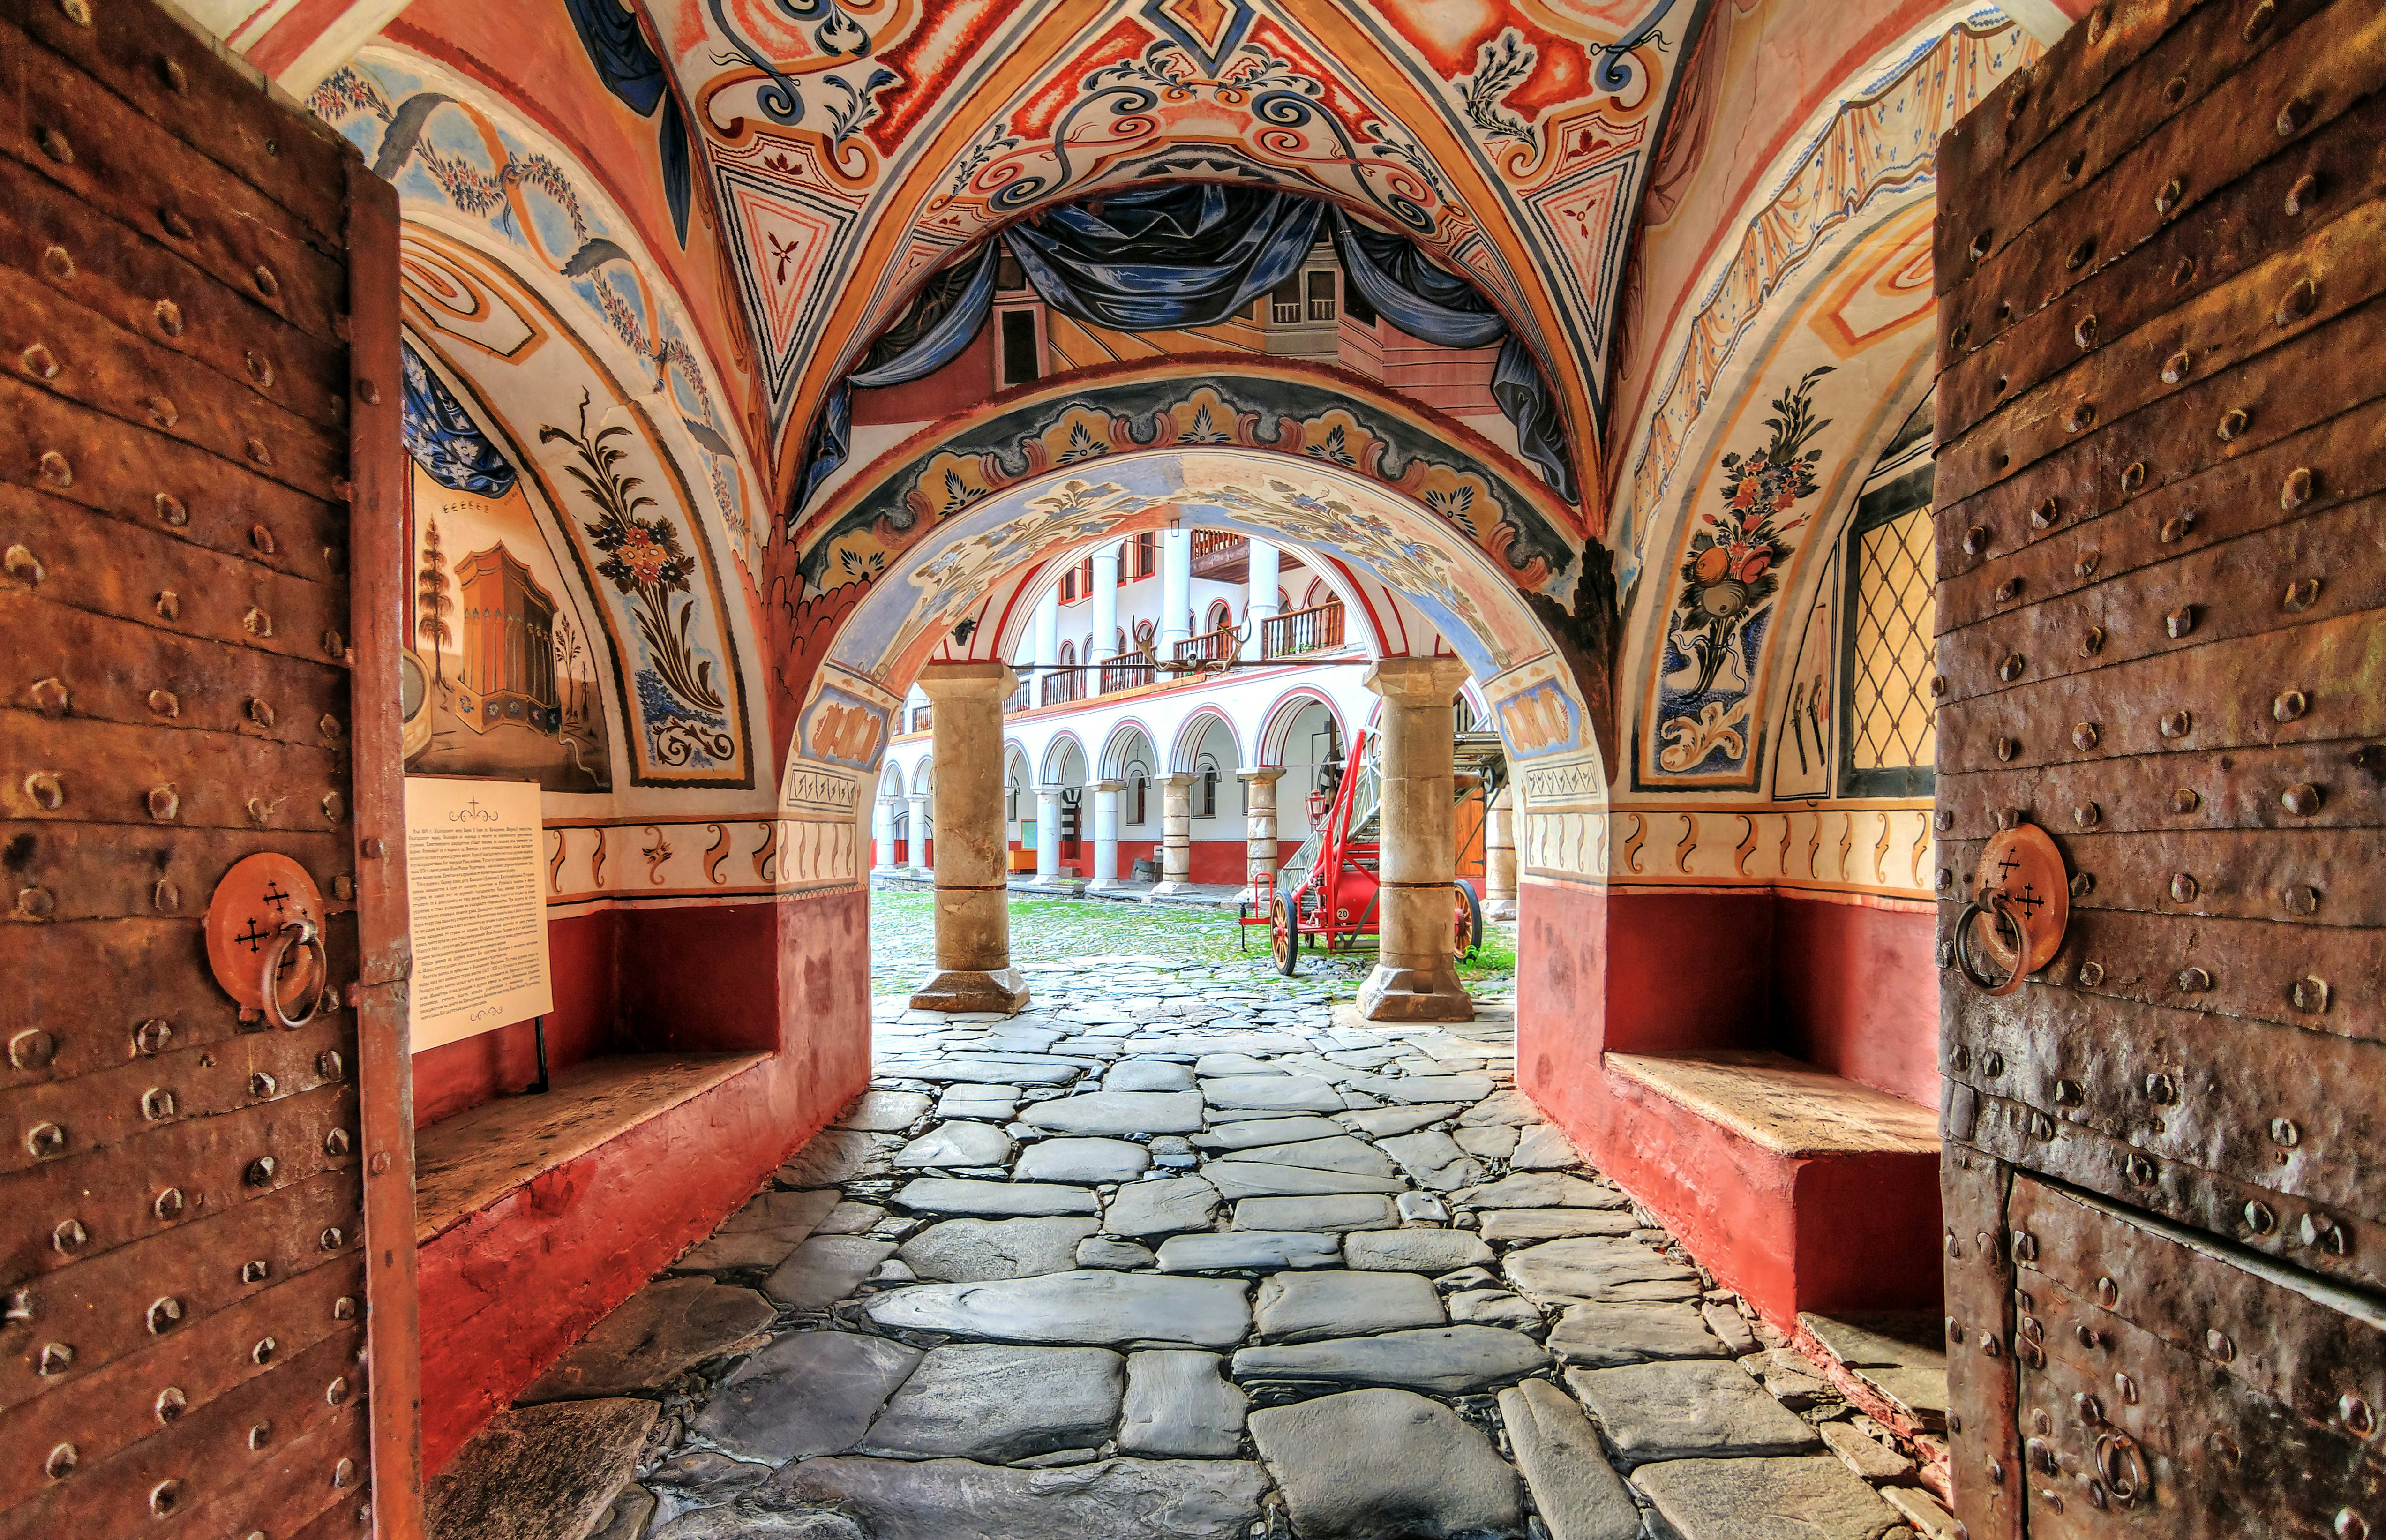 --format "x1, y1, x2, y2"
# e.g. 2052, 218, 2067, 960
442, 902, 1951, 1540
